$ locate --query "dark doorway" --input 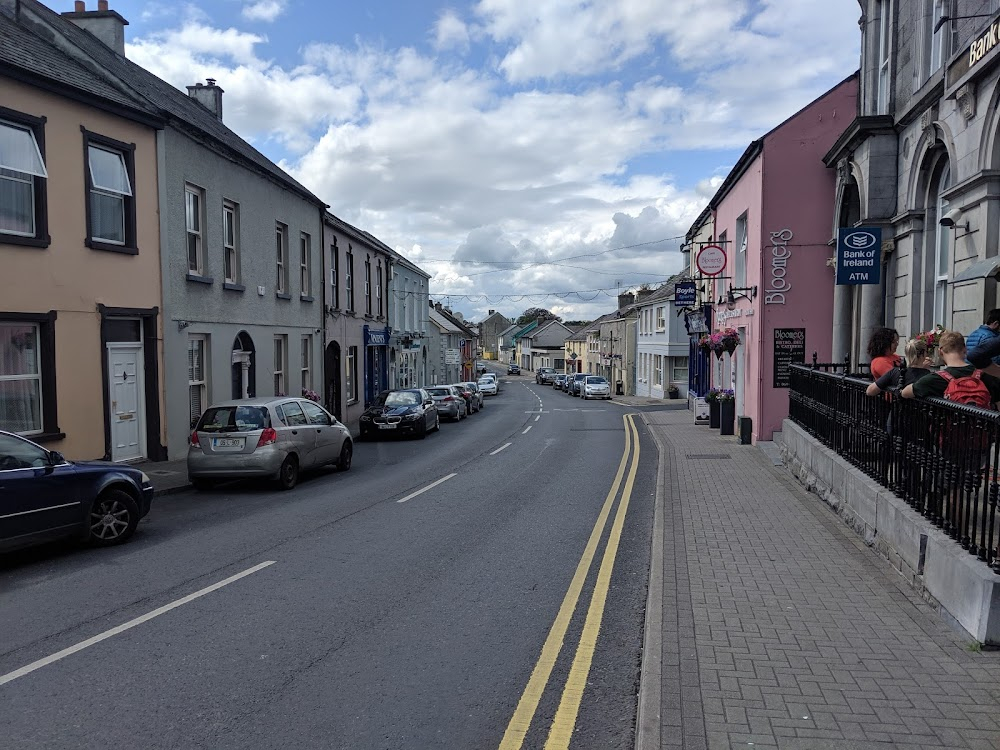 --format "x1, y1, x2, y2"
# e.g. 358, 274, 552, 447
325, 340, 342, 422
231, 331, 256, 399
